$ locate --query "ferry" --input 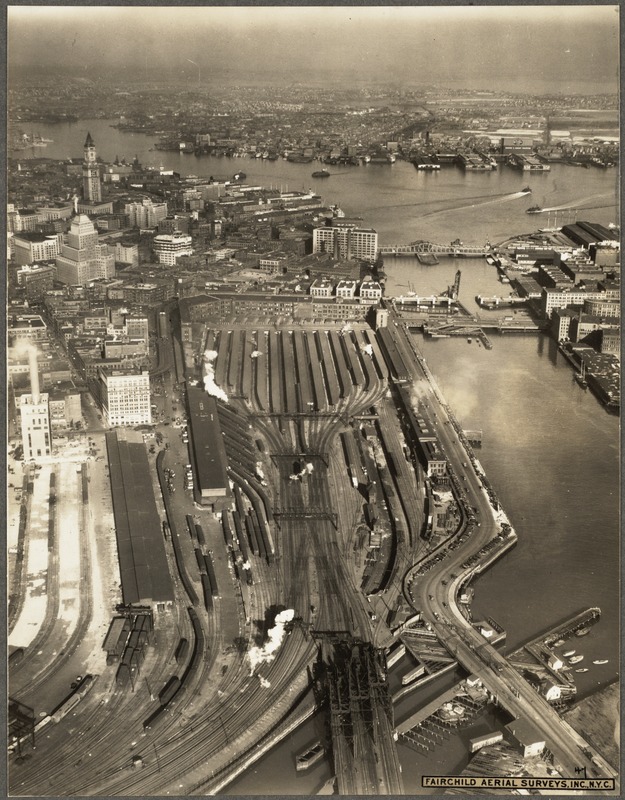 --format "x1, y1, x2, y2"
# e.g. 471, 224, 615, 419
526, 205, 542, 214
563, 650, 576, 658
592, 659, 608, 665
569, 655, 584, 665
295, 741, 325, 771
